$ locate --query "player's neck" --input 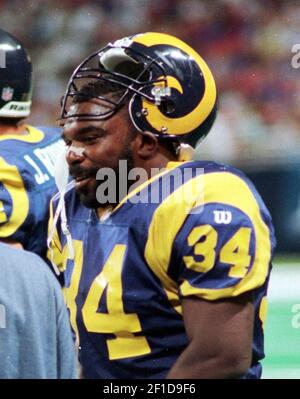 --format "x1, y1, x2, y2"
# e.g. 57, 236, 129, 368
134, 153, 176, 178
0, 123, 29, 136
96, 206, 114, 221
